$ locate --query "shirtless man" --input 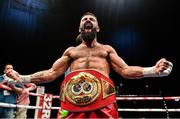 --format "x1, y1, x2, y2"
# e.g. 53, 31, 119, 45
7, 12, 173, 118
